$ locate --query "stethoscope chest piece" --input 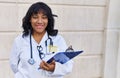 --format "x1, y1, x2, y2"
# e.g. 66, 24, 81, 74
28, 58, 35, 65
